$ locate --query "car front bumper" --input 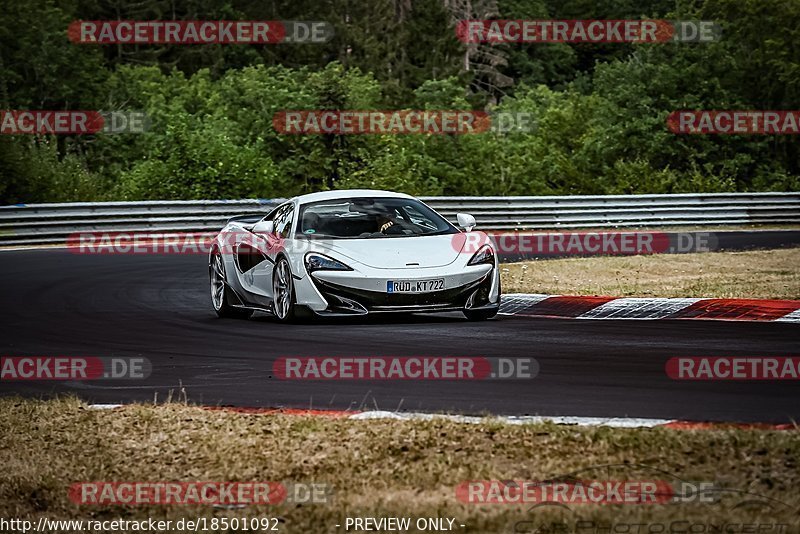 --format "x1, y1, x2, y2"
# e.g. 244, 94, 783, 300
298, 264, 499, 315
